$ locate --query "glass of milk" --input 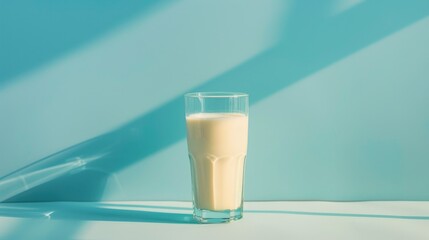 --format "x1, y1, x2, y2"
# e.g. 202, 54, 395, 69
185, 92, 249, 223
